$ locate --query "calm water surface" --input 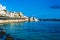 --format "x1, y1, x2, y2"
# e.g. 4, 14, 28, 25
0, 21, 60, 40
